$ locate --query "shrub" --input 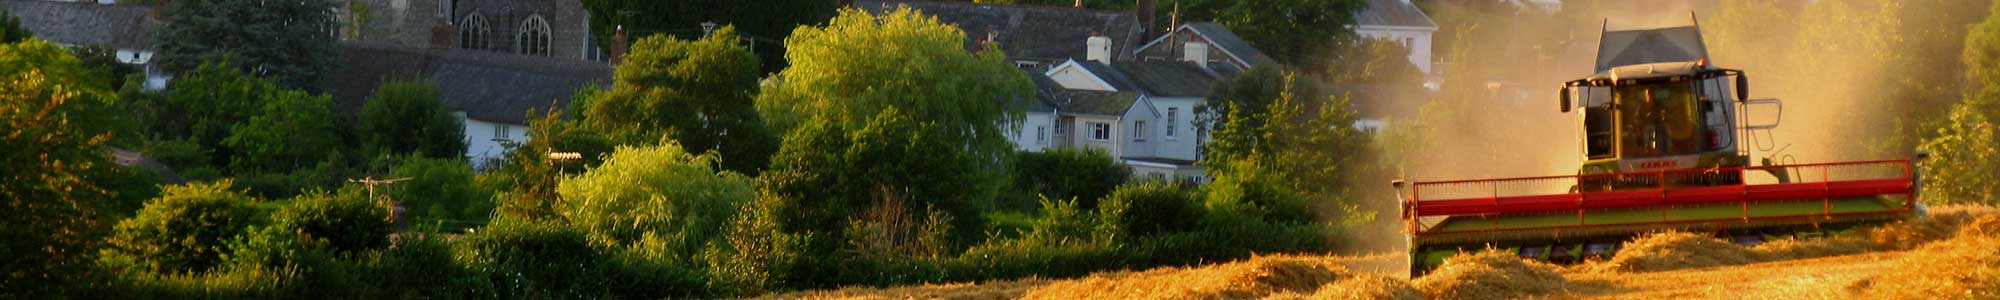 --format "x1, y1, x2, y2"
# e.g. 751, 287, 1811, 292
269, 189, 391, 256
359, 79, 465, 159
1097, 181, 1199, 239
368, 233, 495, 299
1008, 148, 1130, 209
459, 220, 609, 299
102, 181, 260, 274
387, 156, 493, 224
555, 143, 751, 252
